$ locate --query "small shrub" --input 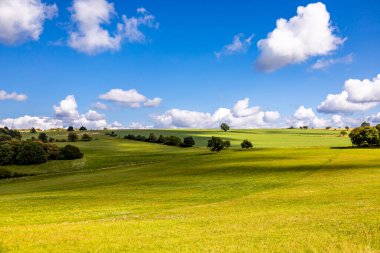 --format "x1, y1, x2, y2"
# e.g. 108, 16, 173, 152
0, 134, 12, 142
68, 132, 78, 142
81, 133, 92, 141
148, 133, 157, 143
182, 136, 195, 147
58, 145, 83, 160
38, 132, 48, 143
43, 143, 61, 160
241, 139, 253, 149
157, 135, 165, 143
164, 136, 182, 146
16, 142, 47, 165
